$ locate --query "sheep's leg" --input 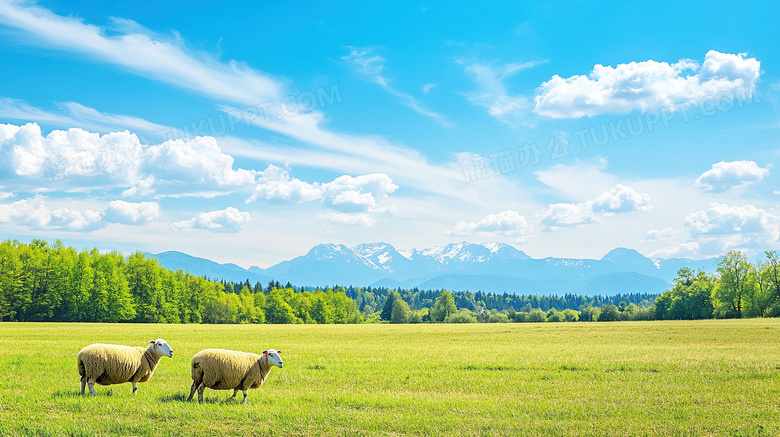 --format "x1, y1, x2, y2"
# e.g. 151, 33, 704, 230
197, 382, 205, 403
229, 389, 238, 400
187, 380, 199, 401
132, 382, 138, 395
87, 377, 96, 396
80, 376, 86, 395
241, 390, 248, 404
